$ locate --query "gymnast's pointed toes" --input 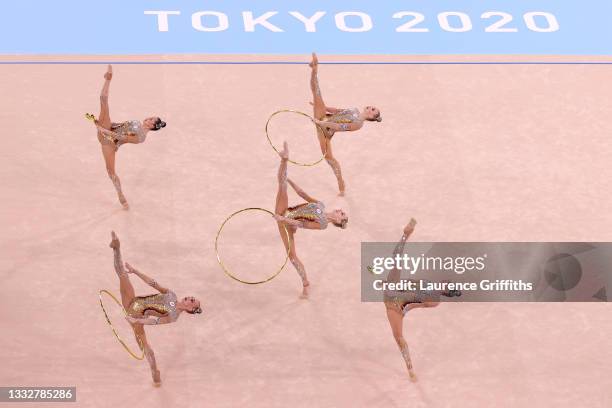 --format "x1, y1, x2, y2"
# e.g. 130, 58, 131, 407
110, 231, 120, 249
152, 370, 162, 387
300, 284, 310, 299
279, 141, 289, 160
104, 65, 113, 80
119, 195, 129, 210
309, 52, 318, 68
